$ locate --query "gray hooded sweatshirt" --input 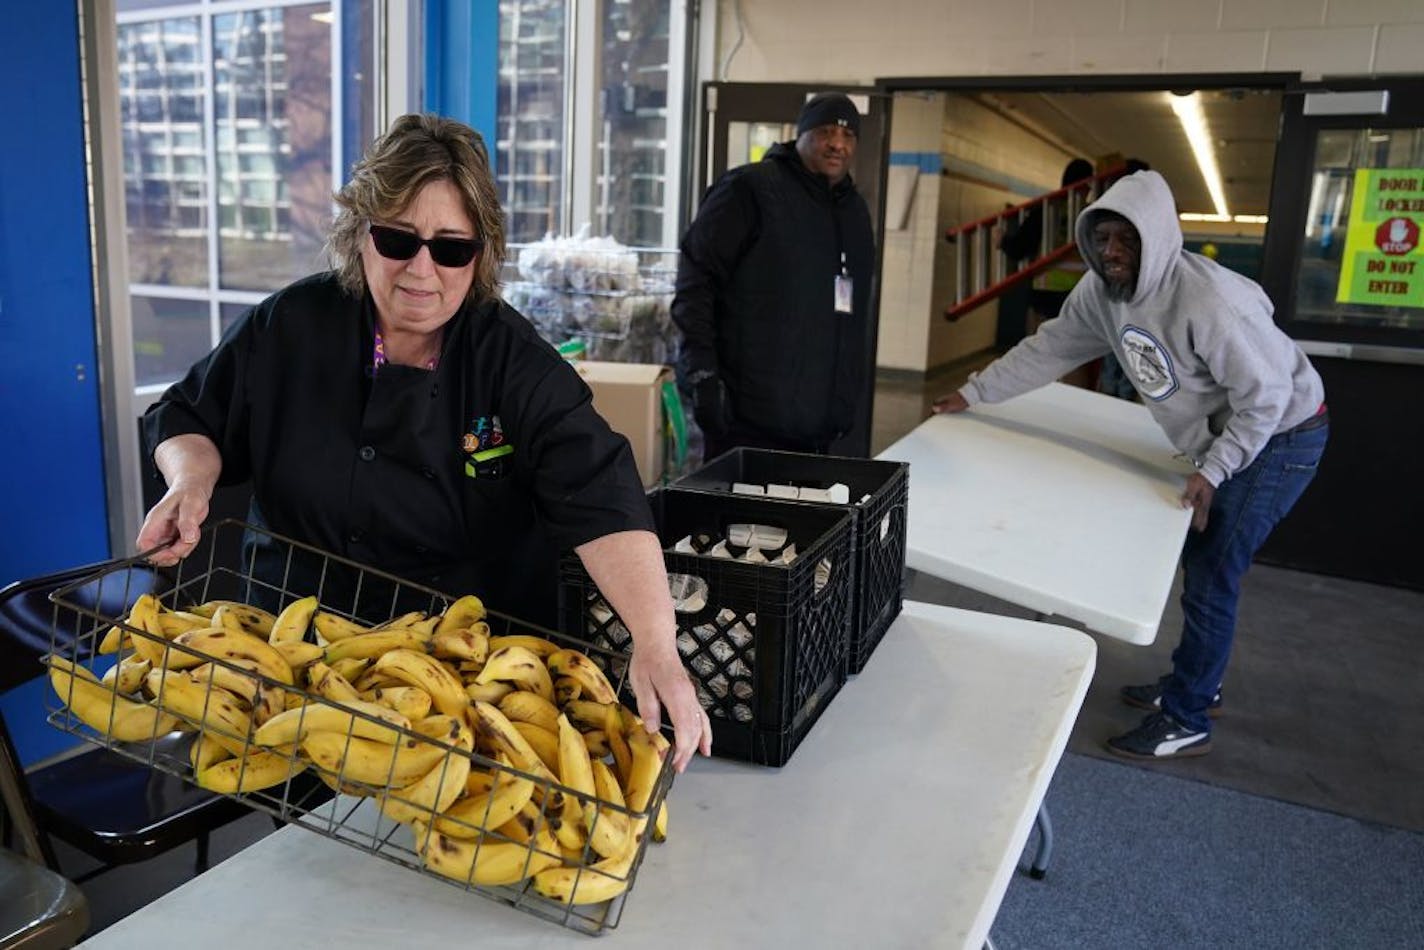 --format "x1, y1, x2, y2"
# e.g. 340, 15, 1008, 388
961, 170, 1324, 487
